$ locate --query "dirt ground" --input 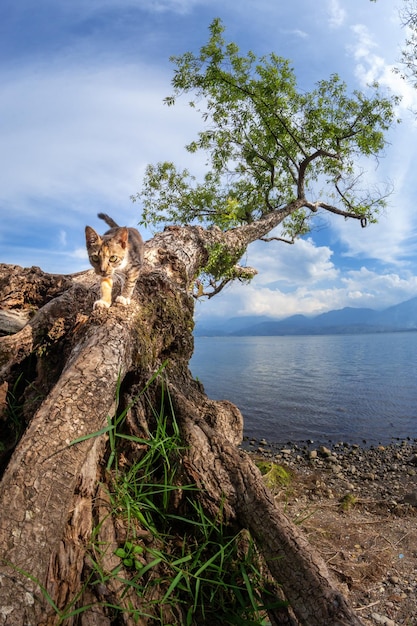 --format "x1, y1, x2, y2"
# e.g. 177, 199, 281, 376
248, 441, 417, 626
